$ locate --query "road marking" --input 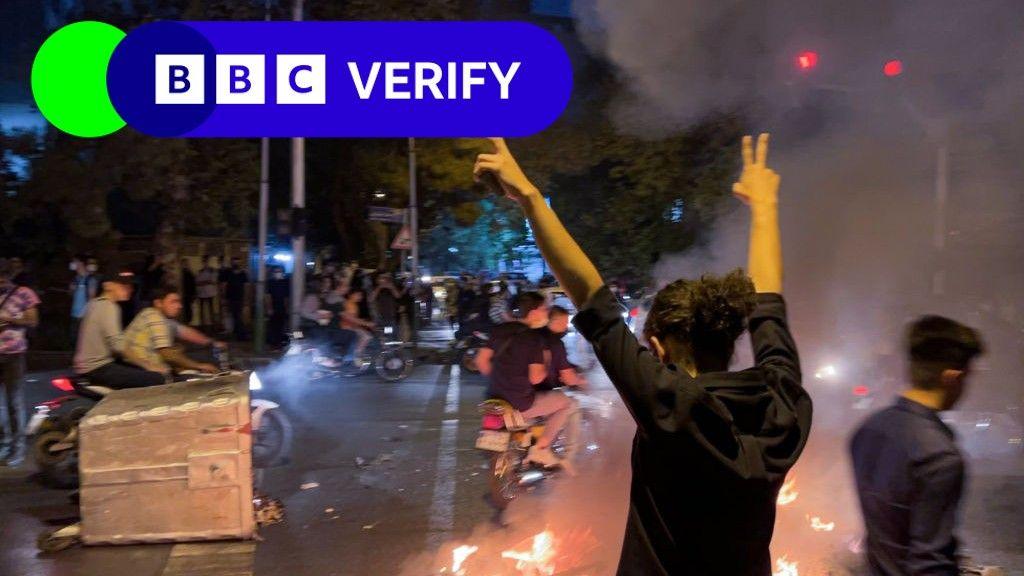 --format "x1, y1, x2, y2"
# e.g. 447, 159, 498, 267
444, 365, 461, 415
162, 542, 255, 576
428, 365, 461, 539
